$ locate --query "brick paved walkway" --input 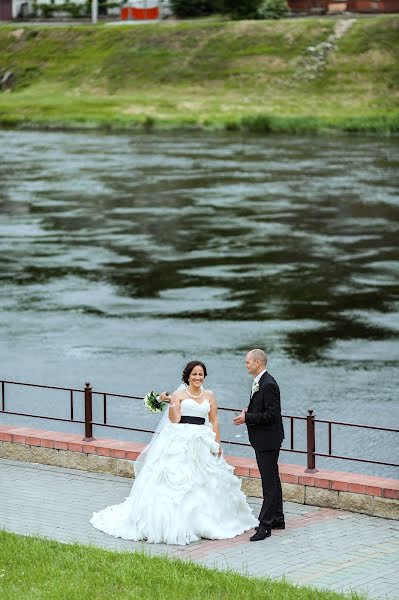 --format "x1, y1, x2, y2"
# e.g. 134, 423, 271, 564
1, 459, 398, 599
